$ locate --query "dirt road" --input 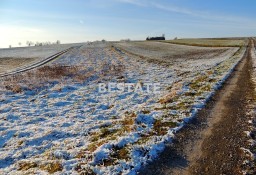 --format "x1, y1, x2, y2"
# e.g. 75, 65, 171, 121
139, 40, 255, 175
